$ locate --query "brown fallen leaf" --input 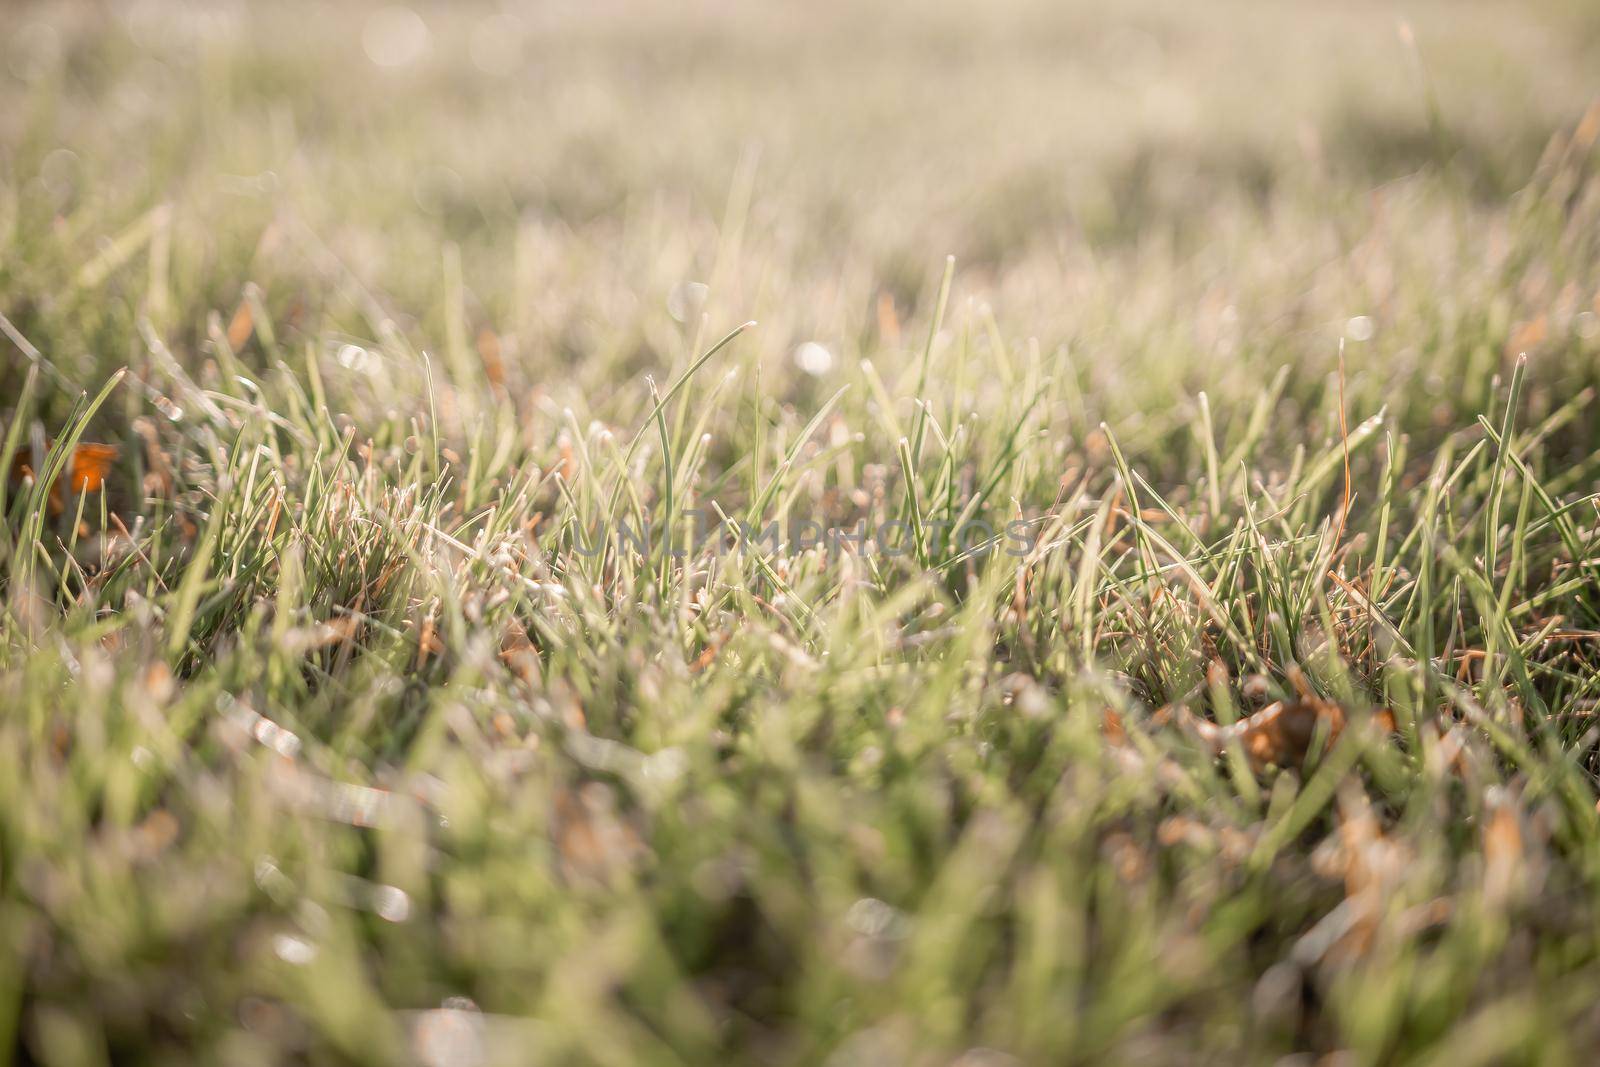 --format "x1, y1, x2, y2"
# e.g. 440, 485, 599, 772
476, 326, 507, 389
225, 296, 254, 350
875, 291, 901, 347
1101, 706, 1127, 747
1483, 792, 1524, 906
1169, 688, 1395, 772
499, 619, 541, 684
10, 442, 120, 515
